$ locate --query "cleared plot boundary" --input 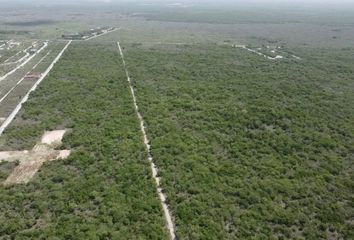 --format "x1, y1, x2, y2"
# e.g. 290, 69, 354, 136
117, 42, 176, 240
0, 42, 48, 82
1, 45, 31, 66
83, 28, 119, 41
234, 44, 302, 60
0, 50, 52, 104
0, 41, 72, 136
1, 45, 30, 65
